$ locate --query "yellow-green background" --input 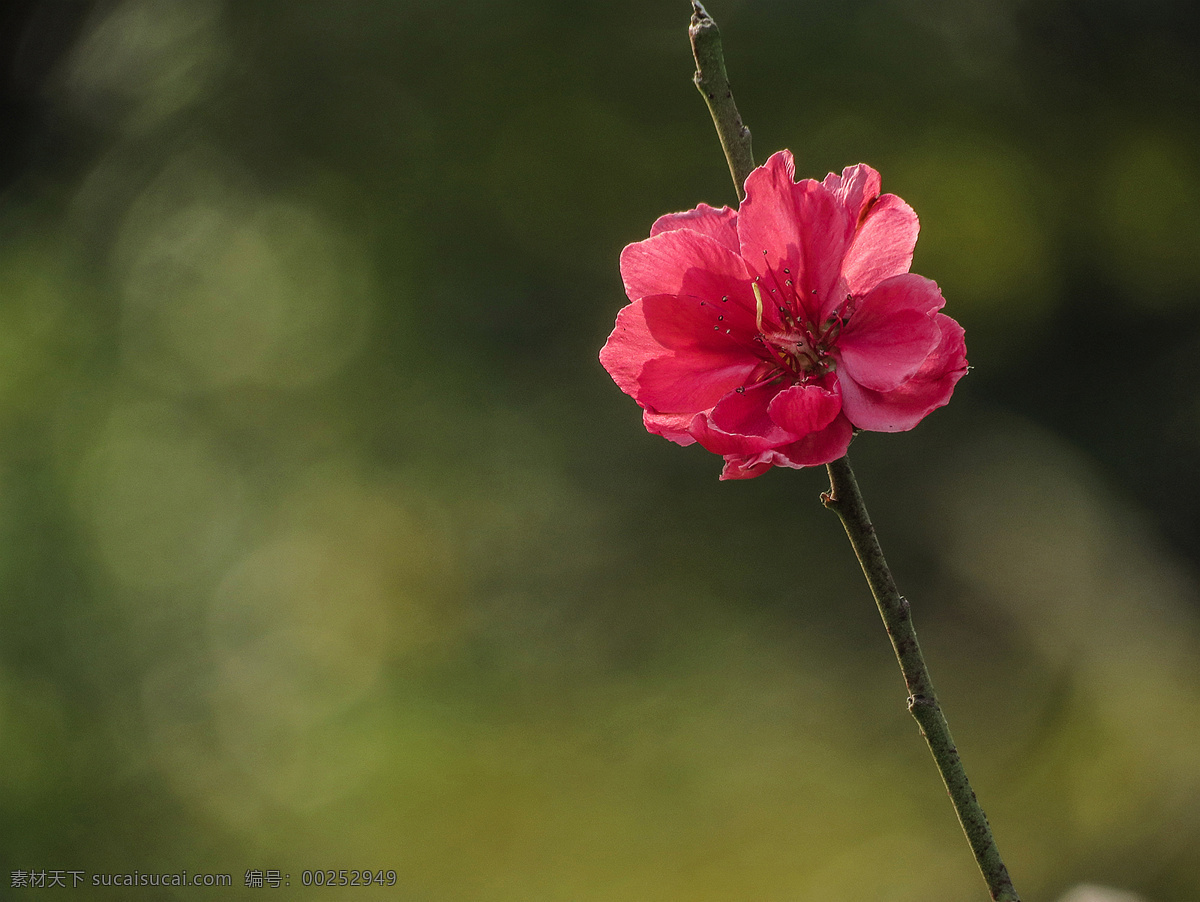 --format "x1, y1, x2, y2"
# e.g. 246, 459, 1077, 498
1, 1, 1198, 899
